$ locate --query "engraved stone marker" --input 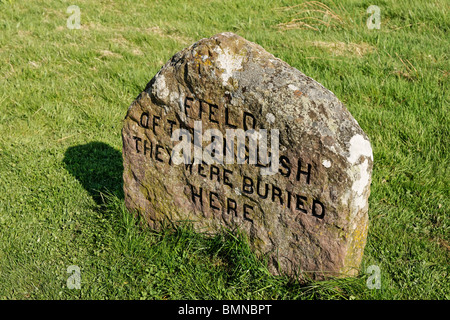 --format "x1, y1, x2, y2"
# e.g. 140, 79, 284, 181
122, 32, 373, 279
